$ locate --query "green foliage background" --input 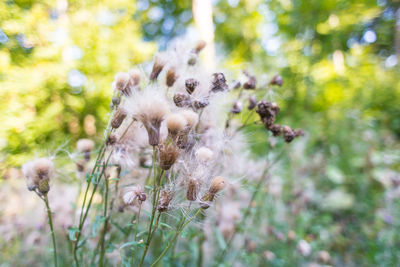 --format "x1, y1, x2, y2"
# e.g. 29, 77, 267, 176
1, 0, 400, 265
